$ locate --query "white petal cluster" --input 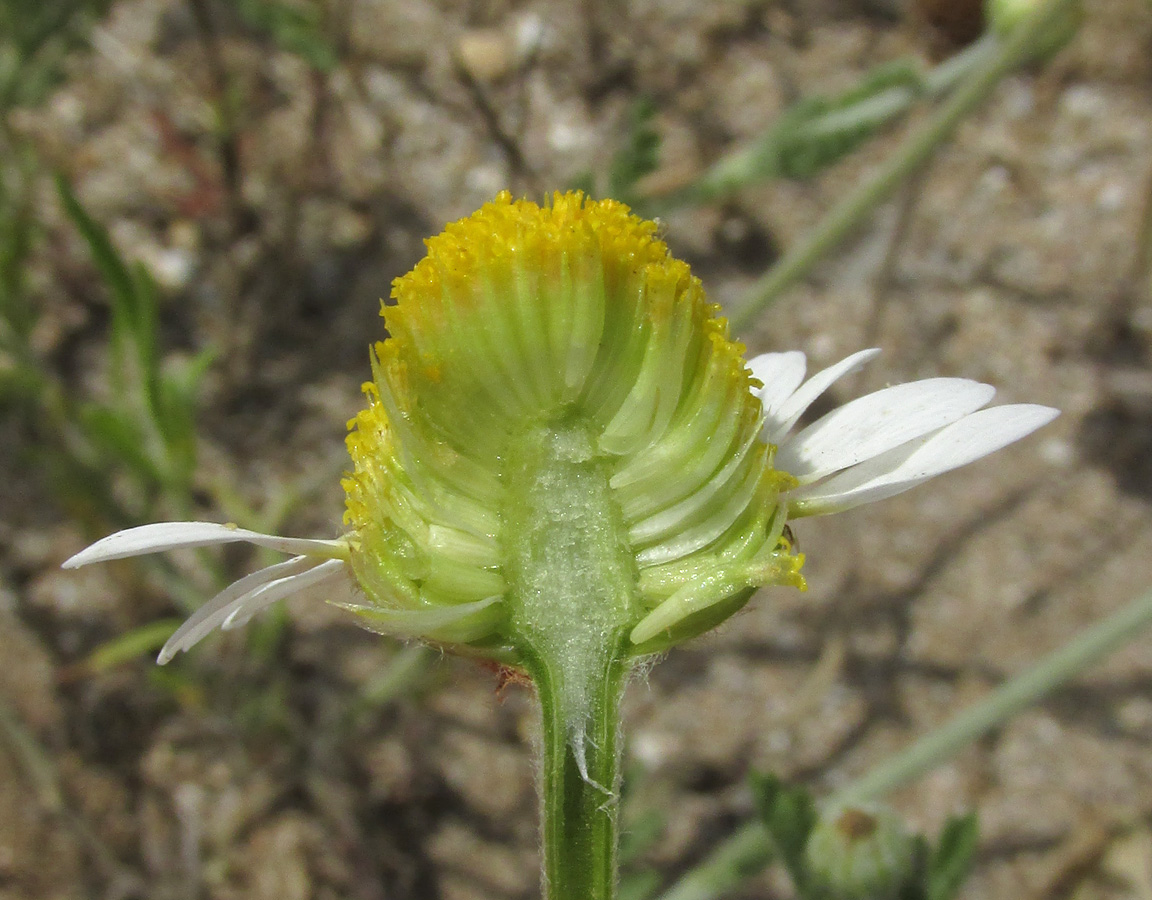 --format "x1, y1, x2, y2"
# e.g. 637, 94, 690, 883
749, 349, 1059, 517
63, 523, 355, 663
